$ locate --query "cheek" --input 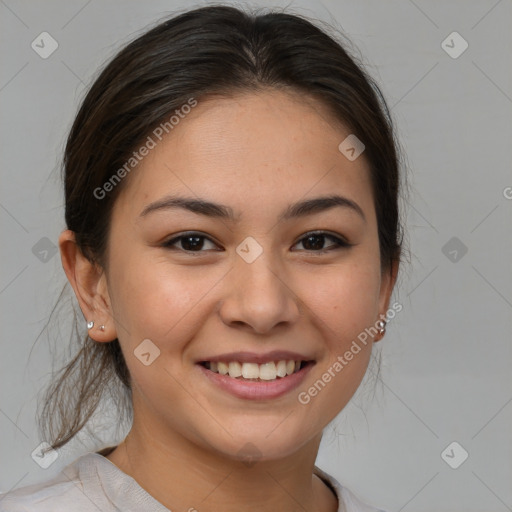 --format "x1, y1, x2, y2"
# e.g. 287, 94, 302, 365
300, 258, 382, 345
293, 262, 380, 428
107, 249, 217, 347
106, 256, 208, 399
